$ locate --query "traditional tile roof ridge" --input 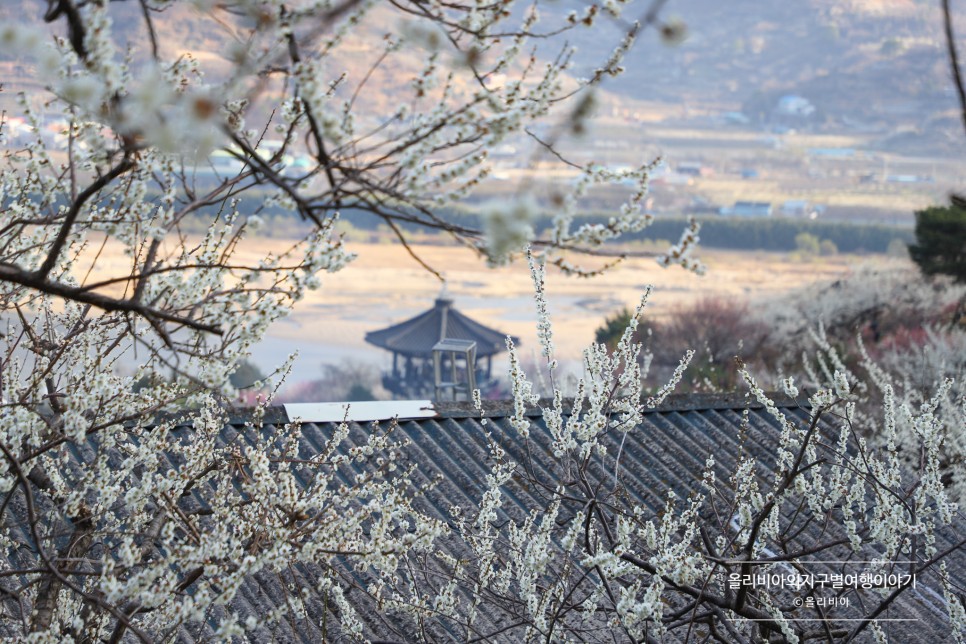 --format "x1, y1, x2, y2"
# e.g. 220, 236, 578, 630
431, 391, 809, 418
228, 392, 809, 426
